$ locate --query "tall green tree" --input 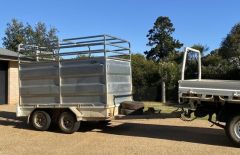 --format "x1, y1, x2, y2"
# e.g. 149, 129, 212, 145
218, 23, 240, 59
2, 19, 59, 52
2, 19, 25, 51
32, 22, 58, 52
144, 16, 183, 62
